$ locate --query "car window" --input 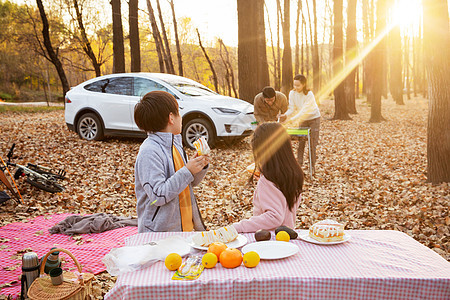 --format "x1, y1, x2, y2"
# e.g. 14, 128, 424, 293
134, 78, 171, 97
172, 83, 216, 96
84, 77, 133, 96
